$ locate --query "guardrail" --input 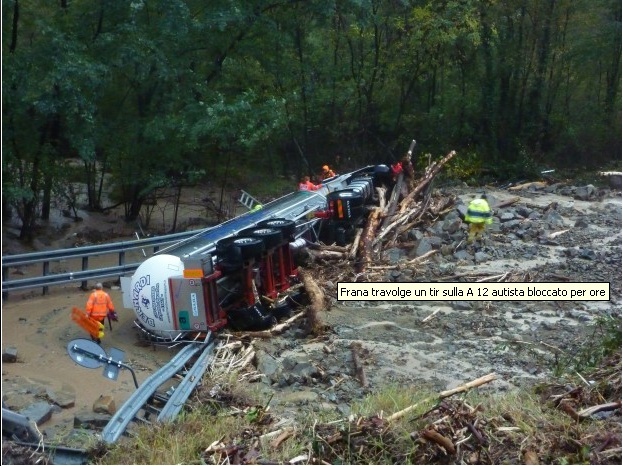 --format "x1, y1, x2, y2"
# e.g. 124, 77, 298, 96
2, 229, 203, 297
